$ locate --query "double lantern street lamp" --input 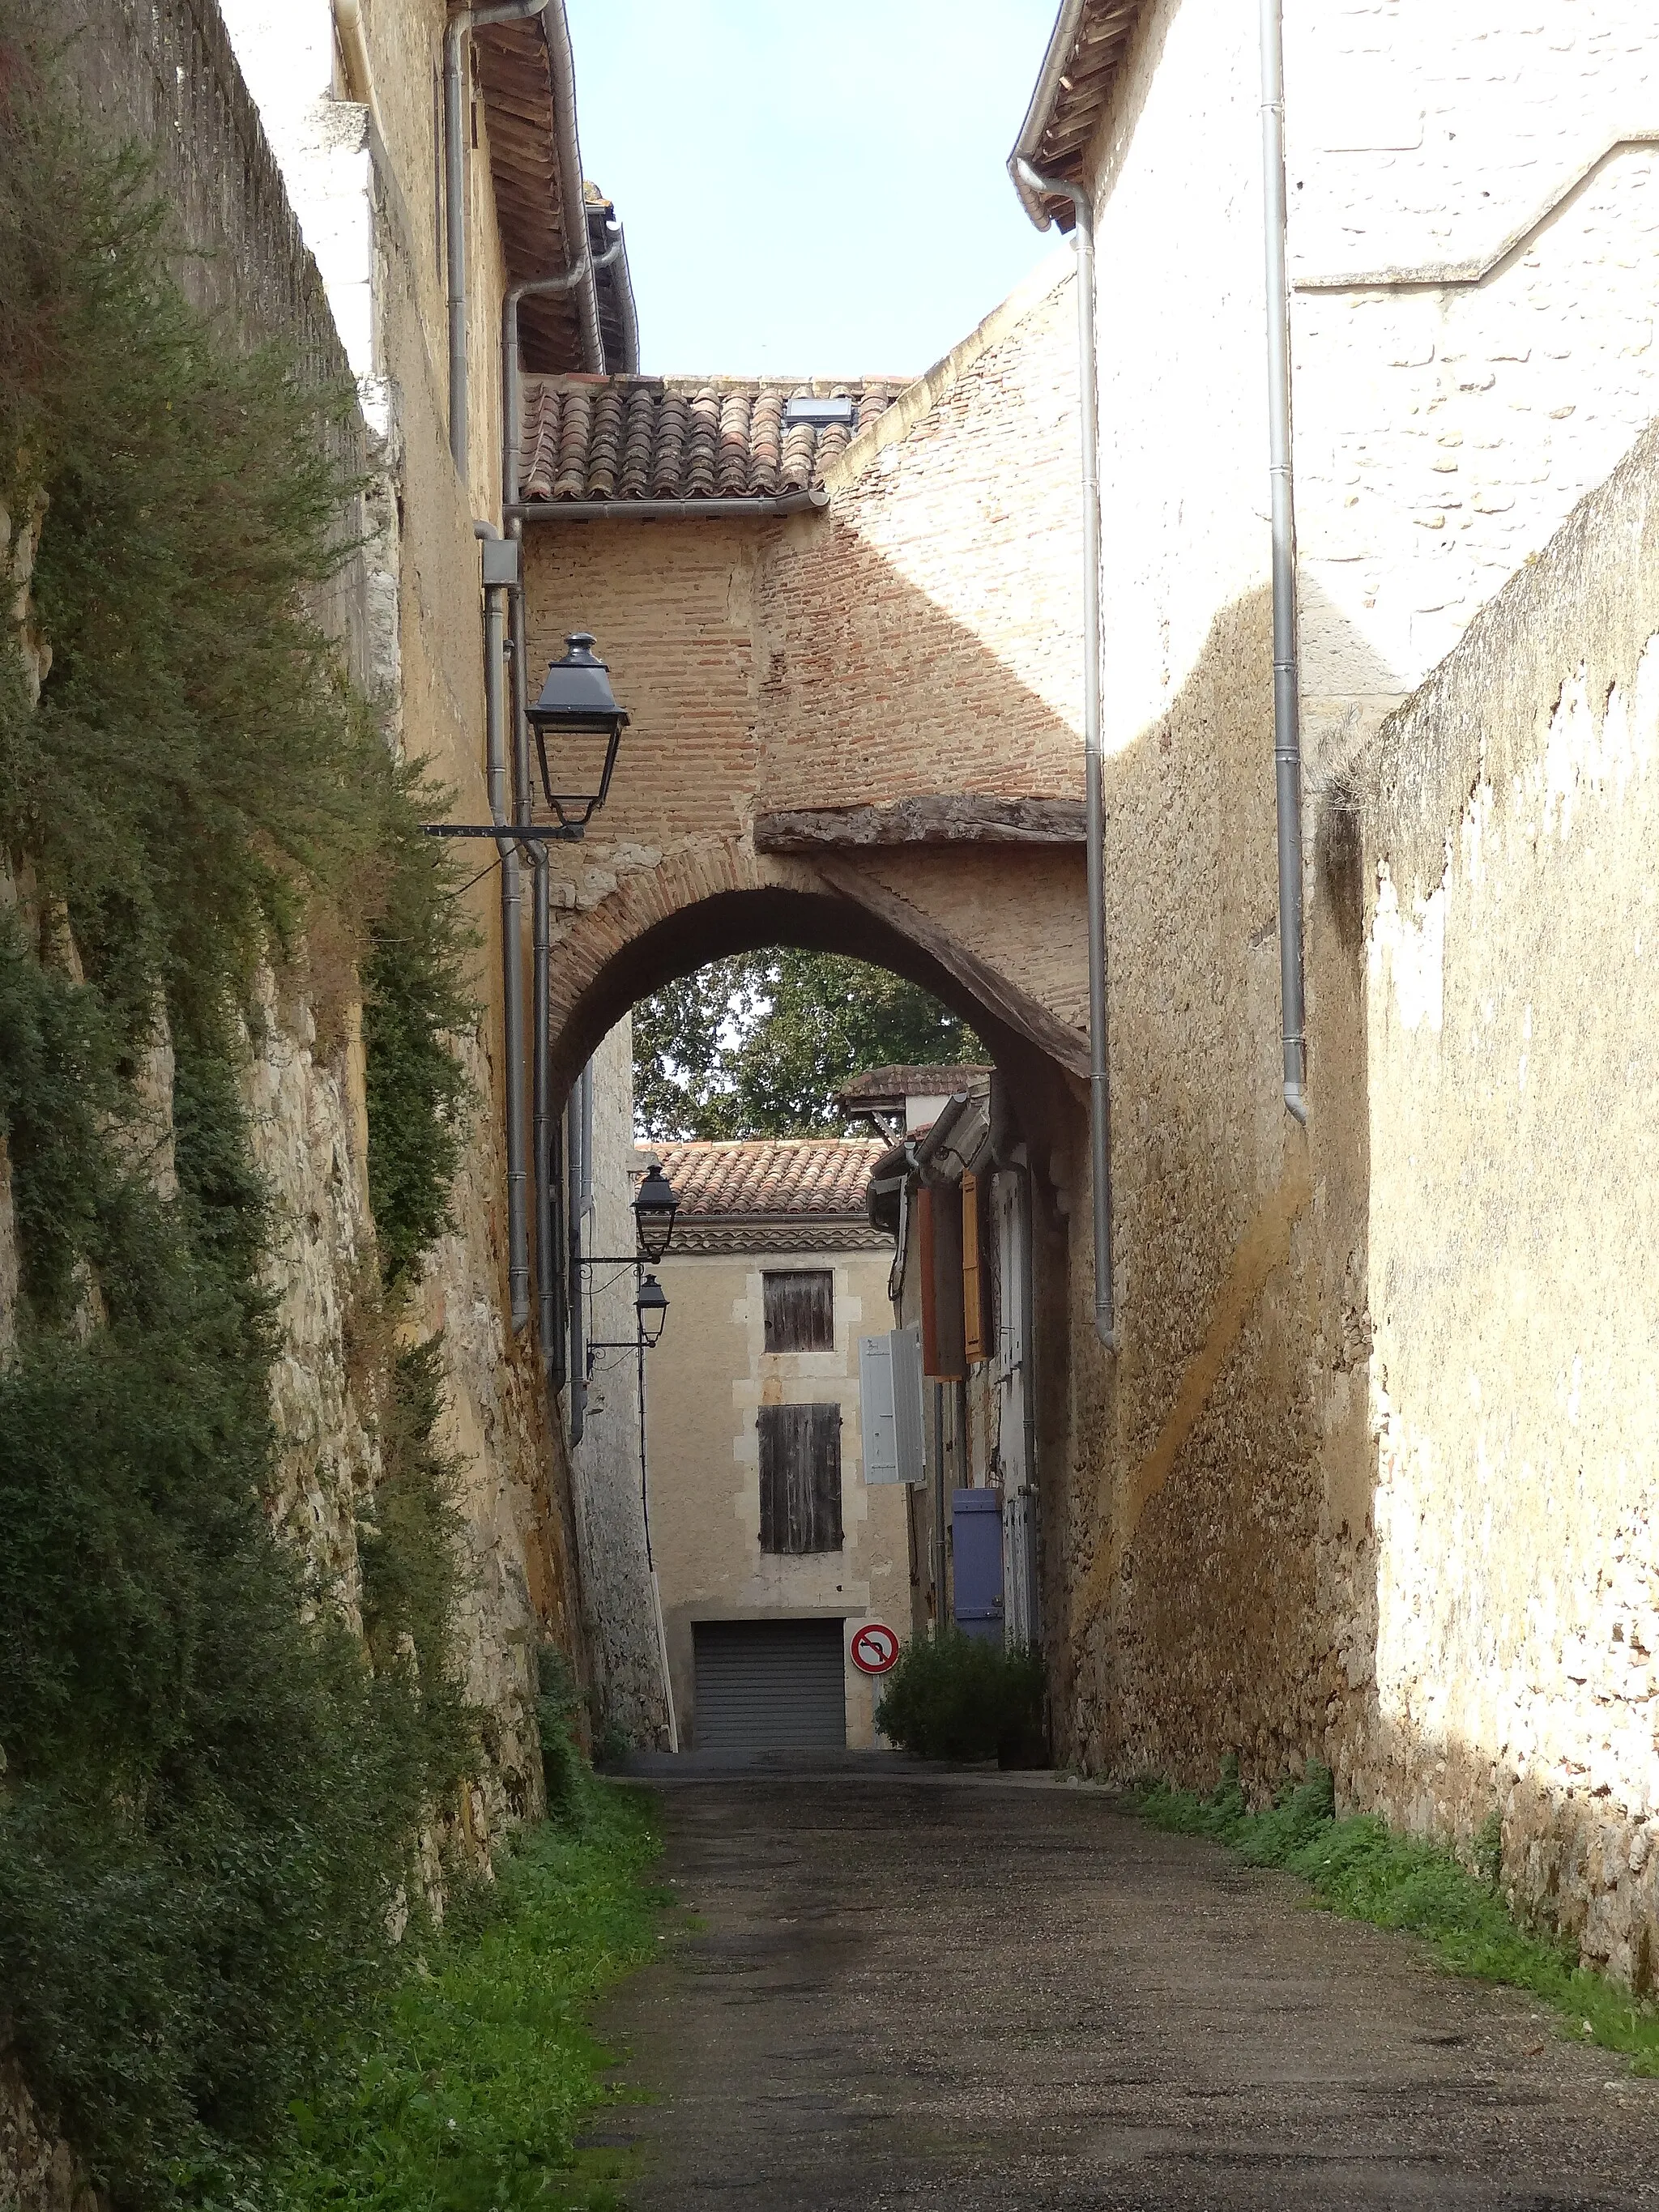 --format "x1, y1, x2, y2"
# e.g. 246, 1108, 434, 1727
586, 1157, 680, 1363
